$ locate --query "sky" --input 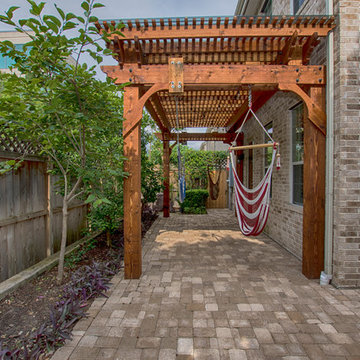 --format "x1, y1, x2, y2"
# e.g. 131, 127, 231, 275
0, 0, 238, 148
0, 0, 238, 23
